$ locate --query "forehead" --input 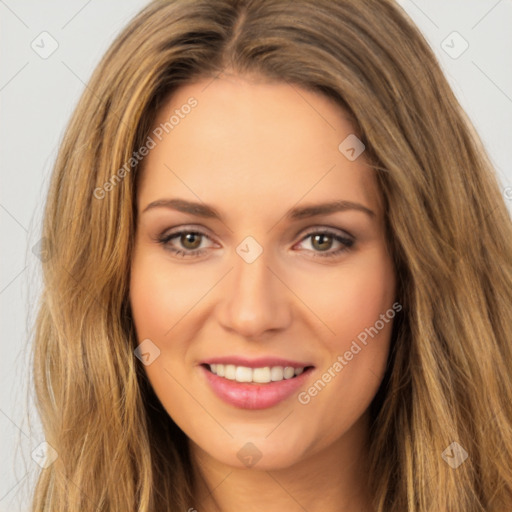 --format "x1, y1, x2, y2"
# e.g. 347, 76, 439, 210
136, 74, 381, 220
